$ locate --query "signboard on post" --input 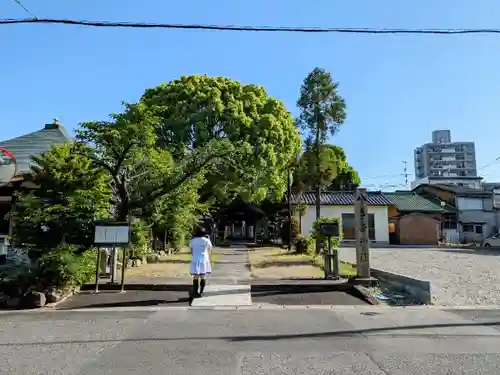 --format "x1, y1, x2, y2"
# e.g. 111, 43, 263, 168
319, 222, 340, 280
93, 222, 131, 293
354, 188, 370, 278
